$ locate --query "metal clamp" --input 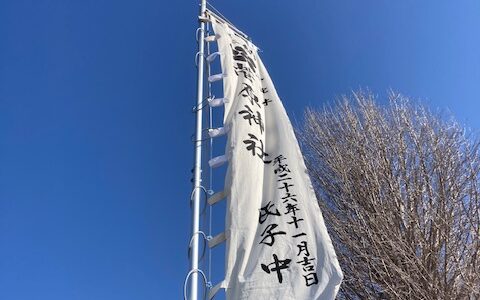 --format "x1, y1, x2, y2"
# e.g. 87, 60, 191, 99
198, 16, 210, 23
